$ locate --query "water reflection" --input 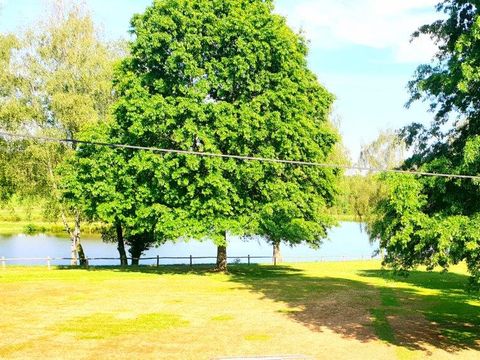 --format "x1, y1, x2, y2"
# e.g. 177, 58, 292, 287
0, 222, 379, 266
